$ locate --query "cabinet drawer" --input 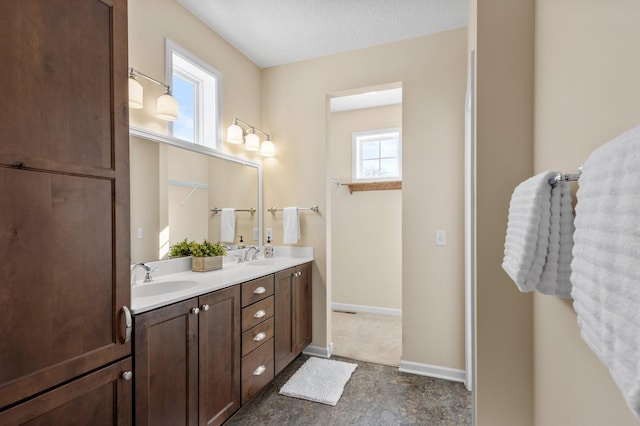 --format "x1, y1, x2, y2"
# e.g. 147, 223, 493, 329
242, 317, 274, 357
241, 338, 274, 404
241, 296, 274, 332
241, 275, 274, 307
